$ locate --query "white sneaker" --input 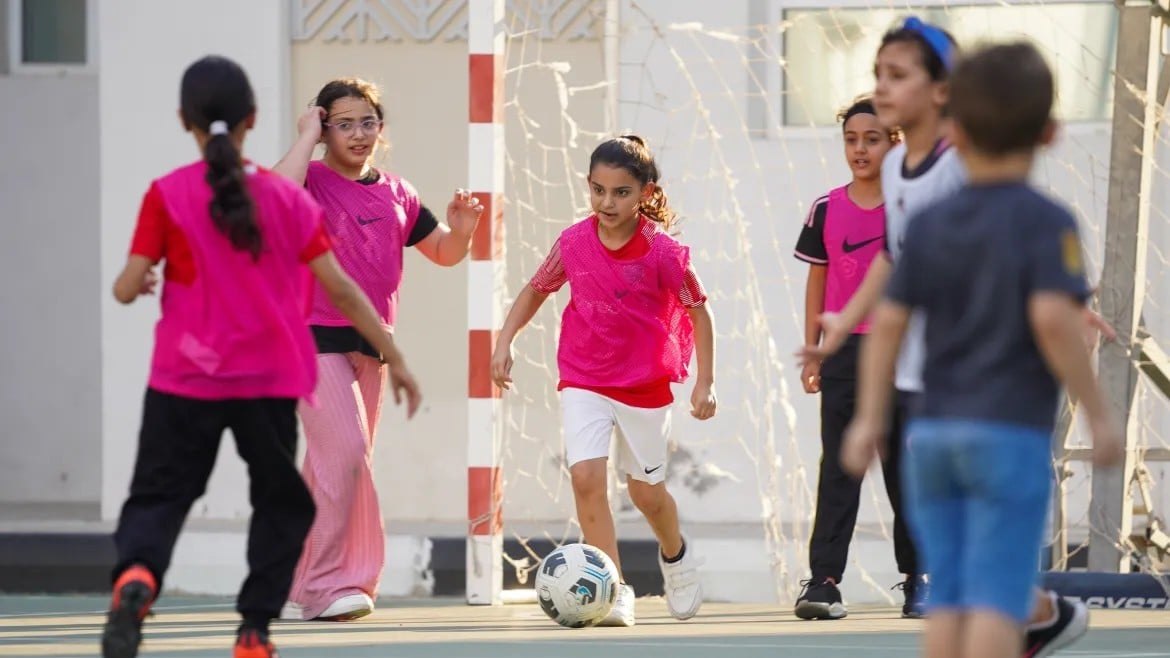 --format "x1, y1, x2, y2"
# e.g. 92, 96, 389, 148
659, 537, 703, 620
316, 593, 374, 621
279, 601, 305, 621
597, 583, 636, 627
